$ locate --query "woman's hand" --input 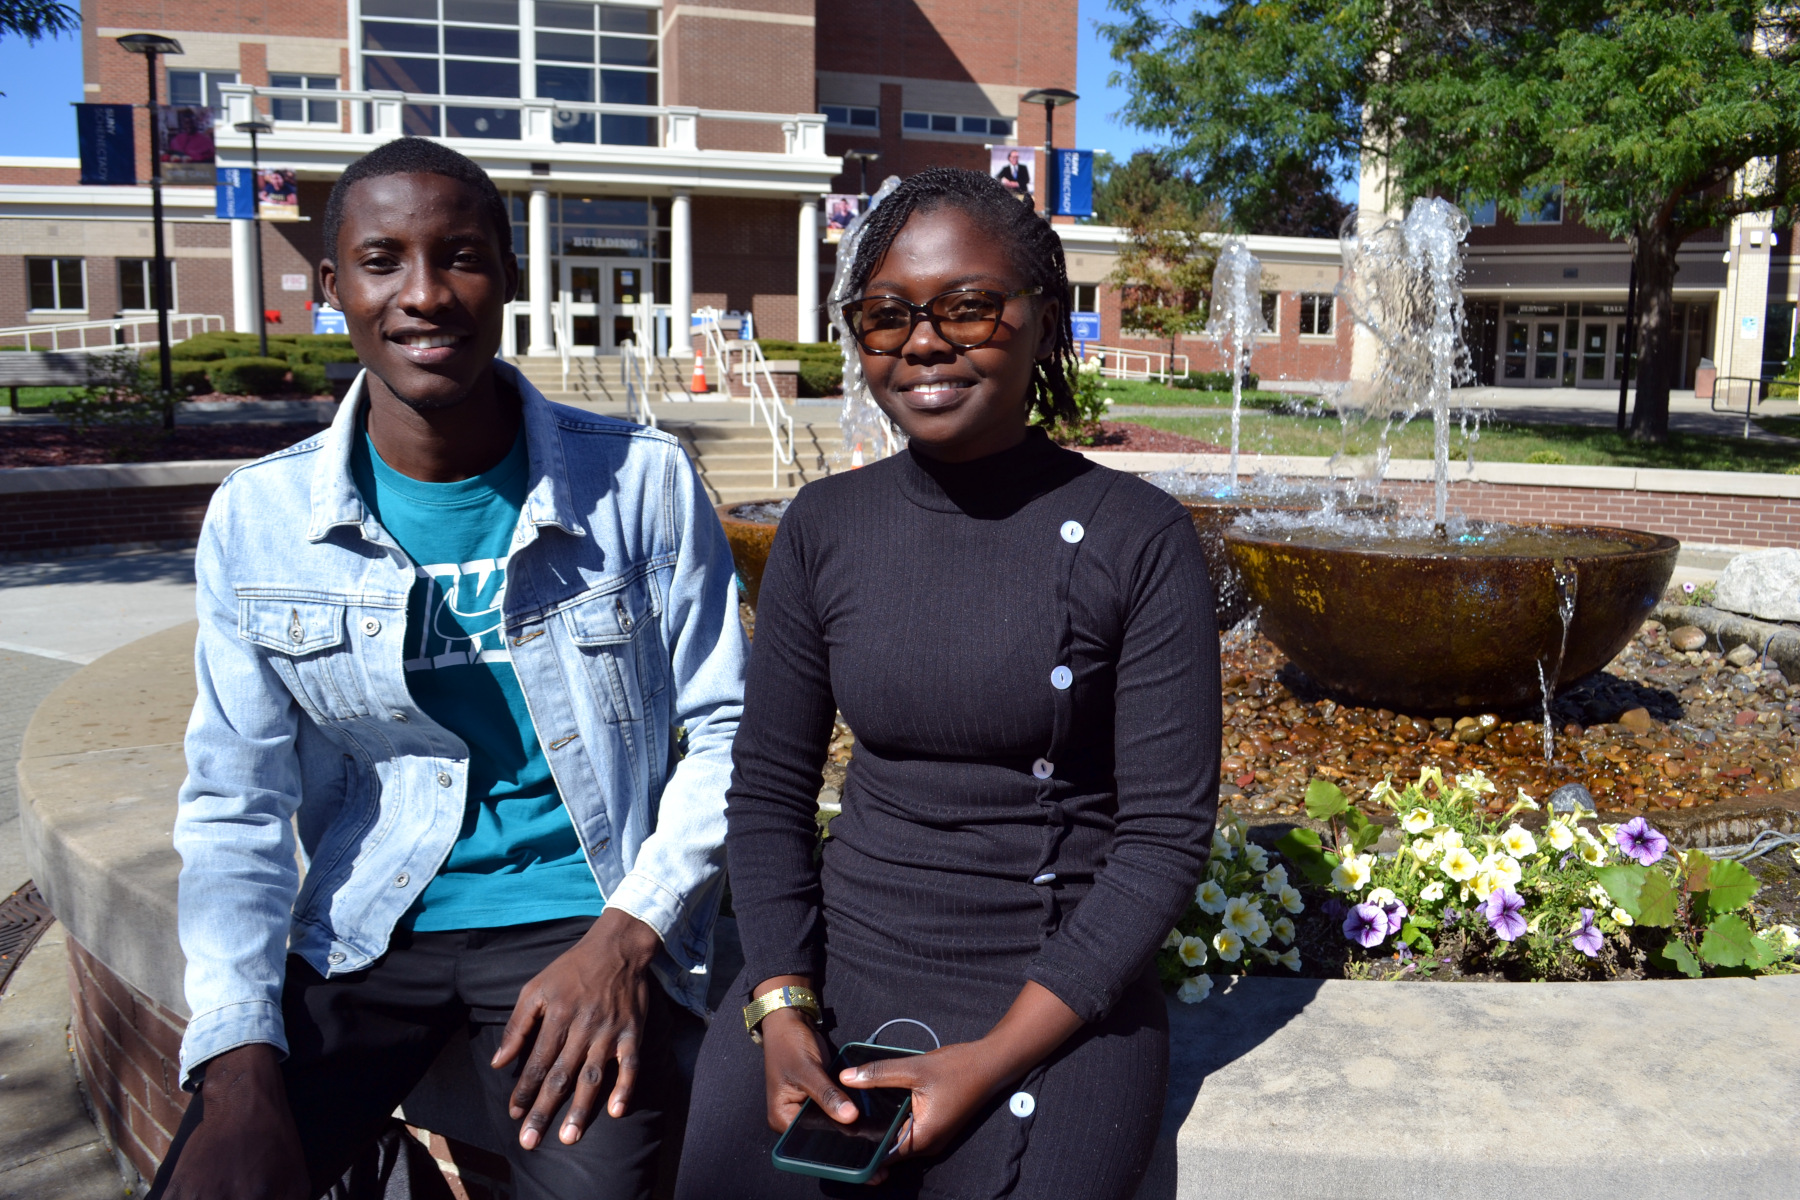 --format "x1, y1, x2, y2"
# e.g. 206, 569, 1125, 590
757, 979, 859, 1133
840, 981, 1085, 1173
